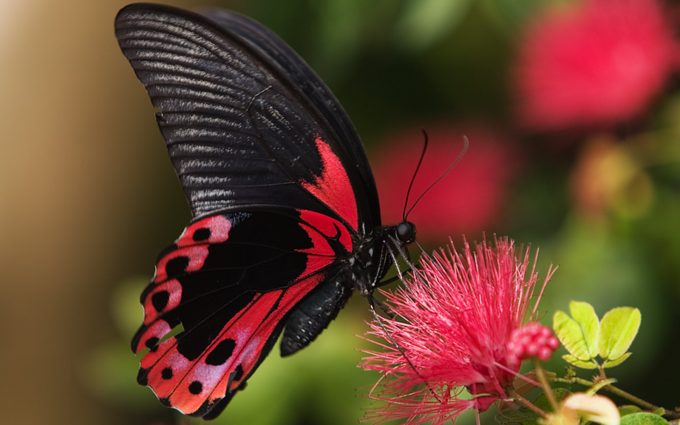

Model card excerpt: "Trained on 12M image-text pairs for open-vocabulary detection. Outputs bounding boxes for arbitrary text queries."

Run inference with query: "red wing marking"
[153,215,232,284]
[175,215,232,248]
[142,279,182,326]
[154,246,208,286]
[145,274,324,415]
[301,138,359,230]
[298,209,352,252]
[296,209,353,279]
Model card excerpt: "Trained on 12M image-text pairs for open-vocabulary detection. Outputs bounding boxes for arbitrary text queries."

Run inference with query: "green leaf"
[562,354,599,369]
[569,301,600,358]
[598,307,641,360]
[619,405,642,417]
[620,412,669,425]
[602,352,632,369]
[652,408,666,416]
[554,310,594,361]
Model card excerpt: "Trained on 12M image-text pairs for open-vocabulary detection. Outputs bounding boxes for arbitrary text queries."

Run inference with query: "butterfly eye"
[396,222,416,245]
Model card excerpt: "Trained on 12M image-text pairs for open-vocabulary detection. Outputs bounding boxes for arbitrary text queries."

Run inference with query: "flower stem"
[554,377,678,418]
[511,390,547,417]
[533,359,559,411]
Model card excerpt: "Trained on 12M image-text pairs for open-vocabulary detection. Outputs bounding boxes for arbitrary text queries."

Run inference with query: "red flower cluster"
[371,126,516,242]
[514,0,677,131]
[506,322,560,367]
[362,237,555,425]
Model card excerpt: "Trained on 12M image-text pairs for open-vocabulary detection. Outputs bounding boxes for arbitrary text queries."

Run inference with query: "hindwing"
[133,208,354,417]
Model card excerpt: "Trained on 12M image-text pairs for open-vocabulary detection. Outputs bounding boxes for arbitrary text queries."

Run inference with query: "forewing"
[115,4,380,230]
[201,8,380,223]
[132,208,353,417]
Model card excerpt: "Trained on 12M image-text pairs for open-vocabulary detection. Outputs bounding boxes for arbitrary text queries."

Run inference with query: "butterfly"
[115,3,416,419]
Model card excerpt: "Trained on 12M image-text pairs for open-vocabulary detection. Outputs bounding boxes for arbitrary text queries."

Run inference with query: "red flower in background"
[514,0,677,131]
[361,238,555,425]
[371,126,516,243]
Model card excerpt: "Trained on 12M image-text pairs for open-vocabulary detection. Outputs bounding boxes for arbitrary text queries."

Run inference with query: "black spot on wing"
[161,367,173,380]
[167,256,189,276]
[130,315,180,353]
[152,291,170,312]
[189,380,203,395]
[193,227,211,241]
[197,386,238,419]
[205,339,236,366]
[232,364,244,381]
[137,368,149,385]
[145,337,160,352]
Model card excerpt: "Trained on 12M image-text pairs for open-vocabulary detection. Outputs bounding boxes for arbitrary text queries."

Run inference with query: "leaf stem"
[534,359,559,411]
[598,366,606,380]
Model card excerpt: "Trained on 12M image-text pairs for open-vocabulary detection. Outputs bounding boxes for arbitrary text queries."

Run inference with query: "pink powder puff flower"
[371,126,517,243]
[514,0,678,131]
[361,237,555,425]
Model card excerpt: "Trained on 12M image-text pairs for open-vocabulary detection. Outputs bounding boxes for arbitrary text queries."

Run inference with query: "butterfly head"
[395,221,416,245]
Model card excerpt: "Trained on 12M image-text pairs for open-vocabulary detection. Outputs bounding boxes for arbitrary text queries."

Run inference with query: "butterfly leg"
[373,268,412,289]
[366,291,396,319]
[370,238,414,290]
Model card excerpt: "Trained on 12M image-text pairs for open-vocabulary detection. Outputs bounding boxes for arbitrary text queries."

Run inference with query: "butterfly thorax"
[347,220,416,296]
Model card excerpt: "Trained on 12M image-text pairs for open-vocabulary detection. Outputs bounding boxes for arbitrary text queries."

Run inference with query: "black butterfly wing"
[115,3,388,418]
[133,207,354,417]
[201,8,380,220]
[115,3,380,231]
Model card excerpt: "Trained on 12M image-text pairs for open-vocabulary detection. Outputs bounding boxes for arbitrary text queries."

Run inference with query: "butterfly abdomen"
[280,277,351,356]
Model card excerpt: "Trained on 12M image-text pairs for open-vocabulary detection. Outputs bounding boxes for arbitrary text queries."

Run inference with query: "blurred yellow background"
[1,1,182,423]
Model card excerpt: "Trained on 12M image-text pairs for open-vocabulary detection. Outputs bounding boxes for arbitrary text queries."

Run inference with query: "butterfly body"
[116,3,415,418]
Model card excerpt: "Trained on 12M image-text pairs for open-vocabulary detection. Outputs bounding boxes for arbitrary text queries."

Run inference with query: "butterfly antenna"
[404,135,470,220]
[402,130,430,221]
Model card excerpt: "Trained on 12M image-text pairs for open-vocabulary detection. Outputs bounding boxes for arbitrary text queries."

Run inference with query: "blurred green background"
[2,0,678,424]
